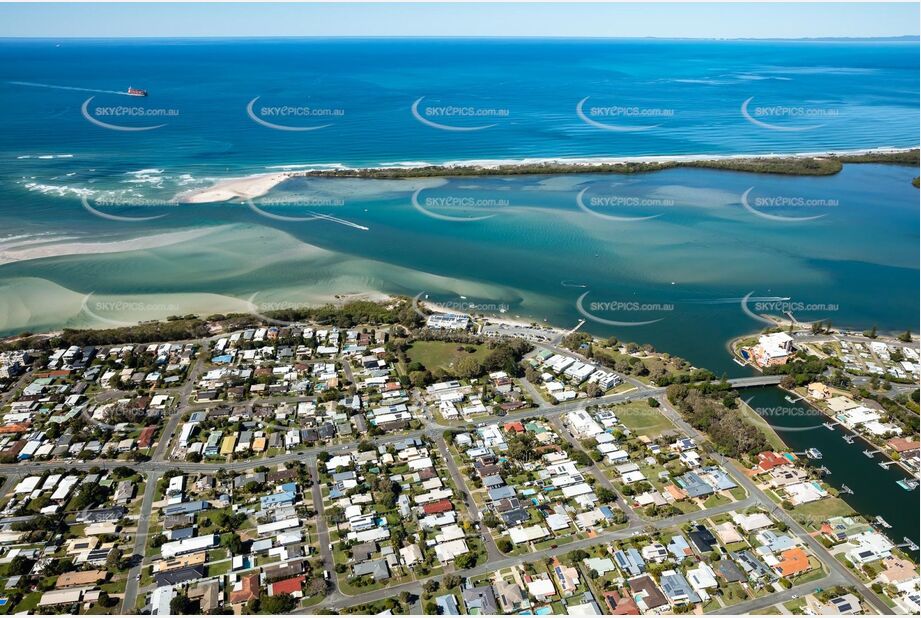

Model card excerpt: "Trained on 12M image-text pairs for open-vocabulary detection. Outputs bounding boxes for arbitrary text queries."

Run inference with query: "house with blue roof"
[260,489,296,510]
[613,548,645,577]
[162,500,209,517]
[659,570,700,606]
[731,550,775,582]
[435,594,460,615]
[667,535,693,561]
[676,472,714,498]
[699,466,737,491]
[755,530,798,553]
[487,485,516,501]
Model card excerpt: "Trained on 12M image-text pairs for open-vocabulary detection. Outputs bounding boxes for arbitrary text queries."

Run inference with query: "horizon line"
[0,34,918,41]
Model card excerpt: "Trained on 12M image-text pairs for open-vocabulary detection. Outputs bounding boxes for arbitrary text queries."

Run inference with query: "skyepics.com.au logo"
[81,293,182,327]
[740,291,838,325]
[742,398,827,433]
[741,188,838,222]
[246,96,345,131]
[80,195,175,222]
[81,97,179,131]
[576,291,674,327]
[576,183,674,222]
[741,97,838,132]
[411,96,509,132]
[247,293,317,327]
[411,188,509,223]
[576,97,674,132]
[245,197,368,230]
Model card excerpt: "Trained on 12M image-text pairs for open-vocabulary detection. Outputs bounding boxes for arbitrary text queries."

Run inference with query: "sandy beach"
[162,148,919,201]
[0,226,226,266]
[177,172,291,204]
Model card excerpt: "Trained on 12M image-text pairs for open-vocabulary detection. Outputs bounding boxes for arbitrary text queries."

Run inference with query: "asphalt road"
[655,395,893,615]
[0,334,886,615]
[122,470,163,613]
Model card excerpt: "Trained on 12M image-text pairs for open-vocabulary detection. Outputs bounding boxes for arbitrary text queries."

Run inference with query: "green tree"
[422,579,440,594]
[170,594,196,615]
[259,594,296,614]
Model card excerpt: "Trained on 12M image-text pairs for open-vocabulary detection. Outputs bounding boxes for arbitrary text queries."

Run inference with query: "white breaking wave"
[17,154,75,159]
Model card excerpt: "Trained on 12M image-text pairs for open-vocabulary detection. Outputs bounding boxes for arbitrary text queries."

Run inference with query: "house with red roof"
[603,590,640,615]
[503,421,525,434]
[268,575,305,597]
[887,438,920,453]
[756,451,788,472]
[422,499,454,515]
[229,573,260,605]
[138,426,157,449]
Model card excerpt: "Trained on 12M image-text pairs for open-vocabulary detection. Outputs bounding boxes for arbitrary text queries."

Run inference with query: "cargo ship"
[127,87,147,97]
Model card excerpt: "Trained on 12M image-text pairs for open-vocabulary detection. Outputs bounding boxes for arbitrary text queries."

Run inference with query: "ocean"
[0,35,918,554]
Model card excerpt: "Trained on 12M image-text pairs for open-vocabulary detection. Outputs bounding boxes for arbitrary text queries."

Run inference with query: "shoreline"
[291,146,919,178]
[416,299,568,338]
[175,172,292,204]
[728,331,919,477]
[0,226,227,266]
[174,146,919,203]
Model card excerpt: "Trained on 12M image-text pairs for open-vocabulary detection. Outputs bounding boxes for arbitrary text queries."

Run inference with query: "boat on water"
[897,478,919,491]
[875,516,892,528]
[127,87,148,97]
[805,448,823,460]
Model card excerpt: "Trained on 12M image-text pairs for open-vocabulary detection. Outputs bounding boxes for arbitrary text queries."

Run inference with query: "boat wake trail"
[308,211,369,231]
[9,81,131,96]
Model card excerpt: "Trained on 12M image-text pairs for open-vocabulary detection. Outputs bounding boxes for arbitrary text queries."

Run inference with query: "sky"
[0,2,917,39]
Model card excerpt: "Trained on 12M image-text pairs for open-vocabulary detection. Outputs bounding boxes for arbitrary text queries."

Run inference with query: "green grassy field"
[405,341,490,372]
[791,497,856,524]
[613,401,676,437]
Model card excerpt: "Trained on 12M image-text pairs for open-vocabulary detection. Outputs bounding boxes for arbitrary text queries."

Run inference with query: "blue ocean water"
[0,38,917,342]
[0,38,918,179]
[0,38,918,549]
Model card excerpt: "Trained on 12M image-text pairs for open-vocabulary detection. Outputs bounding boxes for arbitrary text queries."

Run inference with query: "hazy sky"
[0,3,917,39]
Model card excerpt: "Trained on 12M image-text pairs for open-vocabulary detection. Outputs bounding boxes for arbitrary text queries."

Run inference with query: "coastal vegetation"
[250,298,423,329]
[391,333,531,385]
[0,317,211,352]
[761,351,838,388]
[0,298,425,352]
[559,332,711,385]
[666,381,770,458]
[294,149,919,180]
